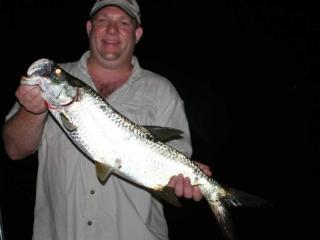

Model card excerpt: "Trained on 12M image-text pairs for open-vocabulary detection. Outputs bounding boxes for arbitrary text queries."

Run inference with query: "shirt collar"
[77,50,142,98]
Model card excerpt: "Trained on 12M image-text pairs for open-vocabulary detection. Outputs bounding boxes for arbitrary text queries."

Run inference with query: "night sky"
[0,1,318,239]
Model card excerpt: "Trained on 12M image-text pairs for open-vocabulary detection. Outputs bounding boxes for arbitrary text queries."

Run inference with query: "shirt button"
[88,220,92,226]
[90,190,95,195]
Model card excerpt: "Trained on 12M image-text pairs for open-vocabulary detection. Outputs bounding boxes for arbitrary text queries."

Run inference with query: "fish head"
[21,58,78,108]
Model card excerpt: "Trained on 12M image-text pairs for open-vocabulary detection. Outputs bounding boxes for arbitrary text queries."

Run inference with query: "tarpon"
[20,58,269,240]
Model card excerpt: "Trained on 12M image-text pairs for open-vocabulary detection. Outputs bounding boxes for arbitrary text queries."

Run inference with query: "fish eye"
[51,67,63,84]
[55,68,62,76]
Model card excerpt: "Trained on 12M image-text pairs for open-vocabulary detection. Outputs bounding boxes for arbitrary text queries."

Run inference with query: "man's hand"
[168,161,212,202]
[15,85,47,114]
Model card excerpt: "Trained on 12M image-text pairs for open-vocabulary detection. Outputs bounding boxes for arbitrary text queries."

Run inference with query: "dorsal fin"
[143,126,183,143]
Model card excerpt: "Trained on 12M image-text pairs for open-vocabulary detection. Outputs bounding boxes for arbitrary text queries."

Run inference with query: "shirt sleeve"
[154,83,192,158]
[5,102,20,121]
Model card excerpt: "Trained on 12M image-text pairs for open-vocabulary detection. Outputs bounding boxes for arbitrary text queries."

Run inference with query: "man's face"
[87,6,142,65]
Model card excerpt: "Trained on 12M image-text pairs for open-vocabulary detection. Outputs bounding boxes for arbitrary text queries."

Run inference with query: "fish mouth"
[27,58,53,77]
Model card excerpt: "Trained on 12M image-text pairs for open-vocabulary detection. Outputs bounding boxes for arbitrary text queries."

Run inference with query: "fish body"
[21,58,268,240]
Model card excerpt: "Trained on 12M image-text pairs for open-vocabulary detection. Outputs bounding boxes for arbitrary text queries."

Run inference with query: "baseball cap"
[90,0,141,25]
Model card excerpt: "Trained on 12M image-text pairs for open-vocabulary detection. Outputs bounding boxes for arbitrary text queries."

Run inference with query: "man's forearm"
[2,107,48,160]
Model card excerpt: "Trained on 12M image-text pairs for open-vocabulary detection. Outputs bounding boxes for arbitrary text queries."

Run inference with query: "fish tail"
[206,183,270,240]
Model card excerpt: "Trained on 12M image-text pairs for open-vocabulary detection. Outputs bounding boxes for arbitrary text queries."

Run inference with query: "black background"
[0,0,318,239]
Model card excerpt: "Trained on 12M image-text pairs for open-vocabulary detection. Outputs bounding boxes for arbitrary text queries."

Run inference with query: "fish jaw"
[27,58,53,76]
[20,75,43,86]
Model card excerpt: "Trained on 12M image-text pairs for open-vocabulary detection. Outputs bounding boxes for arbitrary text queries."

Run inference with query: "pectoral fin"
[144,126,184,143]
[60,112,77,131]
[95,161,113,183]
[151,186,182,207]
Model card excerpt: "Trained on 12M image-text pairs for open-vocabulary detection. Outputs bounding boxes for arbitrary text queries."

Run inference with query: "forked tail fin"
[207,184,271,240]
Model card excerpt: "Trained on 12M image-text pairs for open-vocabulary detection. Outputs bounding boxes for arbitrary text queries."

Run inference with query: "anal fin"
[151,186,182,207]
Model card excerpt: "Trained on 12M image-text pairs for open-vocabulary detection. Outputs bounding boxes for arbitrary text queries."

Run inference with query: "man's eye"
[95,18,107,24]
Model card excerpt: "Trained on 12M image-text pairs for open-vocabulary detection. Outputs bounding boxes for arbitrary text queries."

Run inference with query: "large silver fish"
[21,58,268,240]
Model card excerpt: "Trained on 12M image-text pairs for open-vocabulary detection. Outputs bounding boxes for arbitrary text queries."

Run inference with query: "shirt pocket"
[113,101,156,125]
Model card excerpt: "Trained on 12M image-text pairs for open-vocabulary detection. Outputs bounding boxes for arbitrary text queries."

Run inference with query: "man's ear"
[135,26,143,44]
[86,20,92,37]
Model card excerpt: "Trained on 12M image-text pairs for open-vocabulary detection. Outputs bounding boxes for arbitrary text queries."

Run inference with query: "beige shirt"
[7,51,192,240]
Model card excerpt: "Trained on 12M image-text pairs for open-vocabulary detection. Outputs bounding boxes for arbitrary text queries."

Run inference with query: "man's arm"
[2,85,48,160]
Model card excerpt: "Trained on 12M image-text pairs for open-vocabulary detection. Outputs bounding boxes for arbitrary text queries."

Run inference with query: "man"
[2,0,211,239]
